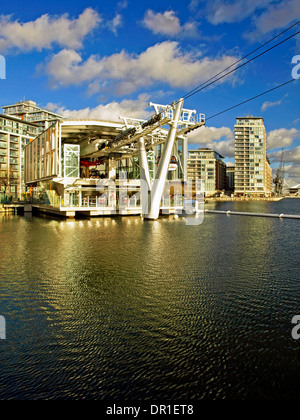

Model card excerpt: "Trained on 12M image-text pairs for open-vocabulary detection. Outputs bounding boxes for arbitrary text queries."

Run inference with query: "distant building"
[0,114,41,198]
[2,100,62,130]
[288,184,300,196]
[234,116,272,197]
[226,163,235,191]
[187,148,226,196]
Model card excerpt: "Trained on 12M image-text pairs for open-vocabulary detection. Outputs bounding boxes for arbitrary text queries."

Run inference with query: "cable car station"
[24,99,205,218]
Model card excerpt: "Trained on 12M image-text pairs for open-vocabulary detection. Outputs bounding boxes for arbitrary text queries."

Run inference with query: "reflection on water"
[0,199,300,399]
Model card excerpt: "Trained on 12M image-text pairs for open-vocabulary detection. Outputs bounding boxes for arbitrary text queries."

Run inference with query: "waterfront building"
[24,101,205,218]
[2,100,62,130]
[226,163,235,191]
[187,148,226,196]
[234,117,272,197]
[288,184,300,196]
[0,114,41,199]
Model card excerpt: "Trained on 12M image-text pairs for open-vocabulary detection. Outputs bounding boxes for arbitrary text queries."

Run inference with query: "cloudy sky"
[0,0,299,183]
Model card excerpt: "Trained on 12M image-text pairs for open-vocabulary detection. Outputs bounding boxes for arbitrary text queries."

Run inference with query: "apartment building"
[0,114,41,199]
[2,100,62,130]
[234,117,272,197]
[187,148,226,196]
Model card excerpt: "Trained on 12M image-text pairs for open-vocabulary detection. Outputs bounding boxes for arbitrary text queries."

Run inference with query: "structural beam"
[145,98,184,220]
[138,137,152,216]
[138,137,152,192]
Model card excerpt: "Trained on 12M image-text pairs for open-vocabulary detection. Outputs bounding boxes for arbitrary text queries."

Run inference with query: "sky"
[0,0,299,184]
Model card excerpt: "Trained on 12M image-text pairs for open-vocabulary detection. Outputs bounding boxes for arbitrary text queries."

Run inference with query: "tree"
[0,170,12,196]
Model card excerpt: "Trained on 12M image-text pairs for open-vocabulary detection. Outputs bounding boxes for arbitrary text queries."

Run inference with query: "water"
[0,199,300,400]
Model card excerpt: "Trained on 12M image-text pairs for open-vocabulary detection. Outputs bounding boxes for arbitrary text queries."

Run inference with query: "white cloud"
[189,0,201,12]
[267,128,300,150]
[44,42,239,95]
[45,49,103,86]
[247,0,300,40]
[188,125,233,143]
[143,10,182,36]
[106,13,123,35]
[0,8,101,53]
[208,139,235,157]
[204,0,299,41]
[270,146,300,182]
[206,0,273,25]
[46,94,152,122]
[142,10,199,38]
[270,145,300,163]
[117,1,128,11]
[188,126,235,157]
[261,99,282,112]
[283,163,300,181]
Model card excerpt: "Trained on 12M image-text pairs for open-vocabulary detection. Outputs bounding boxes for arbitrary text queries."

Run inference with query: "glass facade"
[0,115,37,200]
[63,144,80,178]
[234,117,272,197]
[25,123,58,184]
[187,149,226,195]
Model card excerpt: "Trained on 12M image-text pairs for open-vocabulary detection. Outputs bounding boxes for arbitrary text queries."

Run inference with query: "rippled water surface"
[1,199,300,399]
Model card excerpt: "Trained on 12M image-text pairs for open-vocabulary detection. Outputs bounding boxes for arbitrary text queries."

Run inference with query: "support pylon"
[145,98,184,220]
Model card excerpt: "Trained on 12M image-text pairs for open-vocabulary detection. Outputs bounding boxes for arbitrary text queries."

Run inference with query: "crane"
[273,149,285,196]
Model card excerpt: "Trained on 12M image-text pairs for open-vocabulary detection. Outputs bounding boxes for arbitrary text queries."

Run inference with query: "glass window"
[63,144,80,178]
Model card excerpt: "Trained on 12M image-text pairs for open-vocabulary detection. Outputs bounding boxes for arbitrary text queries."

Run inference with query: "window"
[63,144,80,178]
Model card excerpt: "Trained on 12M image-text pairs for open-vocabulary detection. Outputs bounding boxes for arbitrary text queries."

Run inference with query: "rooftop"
[0,113,41,127]
[188,148,225,160]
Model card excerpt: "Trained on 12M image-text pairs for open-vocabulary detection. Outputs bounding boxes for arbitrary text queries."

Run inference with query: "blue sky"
[0,0,299,183]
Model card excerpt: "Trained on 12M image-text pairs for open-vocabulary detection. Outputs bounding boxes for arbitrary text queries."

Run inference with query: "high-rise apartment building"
[234,117,272,197]
[0,114,41,199]
[187,148,226,196]
[2,100,62,130]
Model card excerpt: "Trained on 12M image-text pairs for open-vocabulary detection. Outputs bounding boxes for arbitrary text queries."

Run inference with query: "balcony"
[10,144,19,151]
[10,151,19,157]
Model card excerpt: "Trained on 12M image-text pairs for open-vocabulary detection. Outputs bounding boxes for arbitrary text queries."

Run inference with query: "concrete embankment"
[0,204,31,215]
[0,204,14,213]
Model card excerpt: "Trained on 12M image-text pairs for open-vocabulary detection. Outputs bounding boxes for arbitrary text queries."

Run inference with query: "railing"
[32,192,192,215]
[205,209,300,219]
[79,196,117,208]
[190,113,205,124]
[161,195,184,208]
[59,193,143,212]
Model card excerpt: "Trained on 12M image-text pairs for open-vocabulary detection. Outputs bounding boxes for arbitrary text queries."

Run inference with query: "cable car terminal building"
[24,100,205,219]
